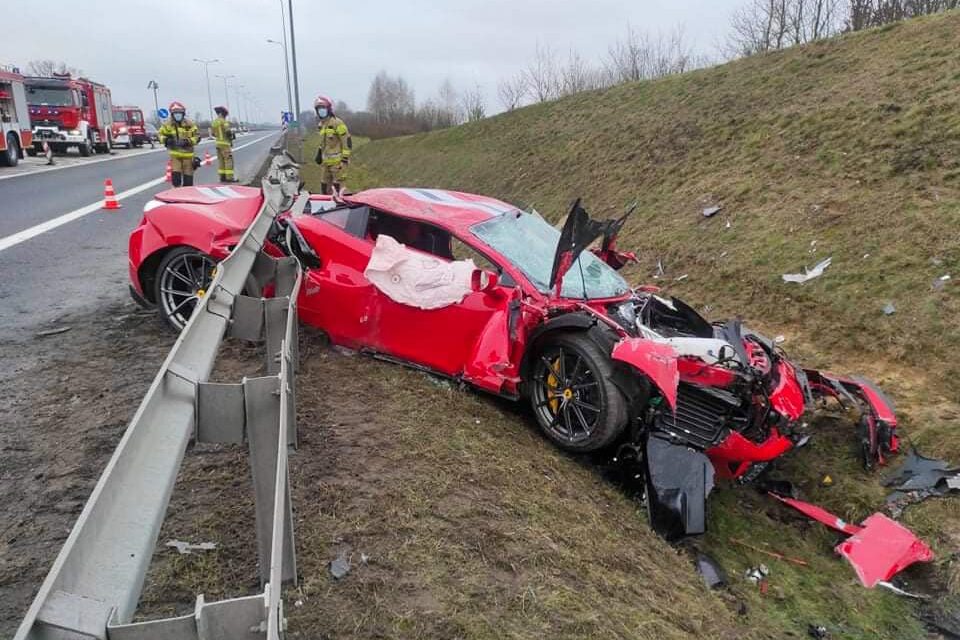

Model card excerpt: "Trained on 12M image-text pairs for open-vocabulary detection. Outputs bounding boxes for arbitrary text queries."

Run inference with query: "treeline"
[323,0,957,139]
[727,0,958,56]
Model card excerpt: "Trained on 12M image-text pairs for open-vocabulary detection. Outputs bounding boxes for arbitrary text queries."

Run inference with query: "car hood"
[146,186,265,247]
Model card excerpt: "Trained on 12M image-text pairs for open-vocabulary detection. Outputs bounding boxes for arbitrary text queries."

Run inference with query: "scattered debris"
[808,623,829,639]
[883,447,960,516]
[35,326,72,337]
[743,564,770,584]
[694,552,727,588]
[862,253,870,259]
[360,553,370,565]
[773,334,786,344]
[655,259,665,278]
[165,539,217,555]
[730,537,809,567]
[877,580,929,599]
[725,220,731,229]
[770,493,933,587]
[782,257,832,284]
[703,205,723,218]
[674,274,689,282]
[809,240,818,254]
[933,274,951,290]
[329,553,351,579]
[331,345,357,357]
[294,599,304,607]
[882,302,896,316]
[821,474,834,486]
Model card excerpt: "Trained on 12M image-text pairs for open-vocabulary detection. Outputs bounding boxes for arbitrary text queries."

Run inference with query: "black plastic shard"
[644,435,715,539]
[883,446,960,515]
[695,552,727,589]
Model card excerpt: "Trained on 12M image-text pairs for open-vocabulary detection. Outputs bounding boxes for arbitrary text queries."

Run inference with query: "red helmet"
[169,101,186,114]
[313,95,333,111]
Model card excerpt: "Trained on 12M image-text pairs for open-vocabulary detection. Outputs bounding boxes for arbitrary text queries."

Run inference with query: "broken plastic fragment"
[702,205,722,217]
[836,513,934,588]
[165,540,217,555]
[695,552,727,588]
[329,553,351,579]
[782,257,832,284]
[882,302,896,316]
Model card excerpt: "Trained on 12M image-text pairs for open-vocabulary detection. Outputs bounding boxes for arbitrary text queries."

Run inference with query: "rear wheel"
[1,134,19,167]
[529,333,628,453]
[79,137,92,157]
[154,247,217,331]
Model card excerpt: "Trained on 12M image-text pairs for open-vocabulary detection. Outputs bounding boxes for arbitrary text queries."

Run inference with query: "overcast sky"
[5,0,741,123]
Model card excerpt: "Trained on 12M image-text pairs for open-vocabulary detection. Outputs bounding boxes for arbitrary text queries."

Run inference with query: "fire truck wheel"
[79,137,93,157]
[1,134,19,167]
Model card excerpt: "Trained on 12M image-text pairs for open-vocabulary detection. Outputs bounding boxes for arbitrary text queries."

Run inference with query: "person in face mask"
[158,101,200,187]
[313,95,352,195]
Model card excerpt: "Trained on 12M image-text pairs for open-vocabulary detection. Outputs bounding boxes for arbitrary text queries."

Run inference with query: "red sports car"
[128,184,898,538]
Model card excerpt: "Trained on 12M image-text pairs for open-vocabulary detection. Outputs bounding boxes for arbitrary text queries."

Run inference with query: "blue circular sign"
[157,108,169,119]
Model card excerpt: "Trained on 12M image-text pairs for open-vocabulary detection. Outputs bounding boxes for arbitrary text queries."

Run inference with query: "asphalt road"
[0,131,282,344]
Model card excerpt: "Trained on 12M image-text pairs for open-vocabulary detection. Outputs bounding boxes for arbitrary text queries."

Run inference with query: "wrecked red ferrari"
[128,184,899,538]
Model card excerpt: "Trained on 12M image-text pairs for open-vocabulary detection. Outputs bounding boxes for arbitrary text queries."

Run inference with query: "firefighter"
[313,95,352,195]
[210,105,237,183]
[158,102,199,187]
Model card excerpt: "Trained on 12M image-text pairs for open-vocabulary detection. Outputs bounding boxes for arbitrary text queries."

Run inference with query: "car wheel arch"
[139,244,206,304]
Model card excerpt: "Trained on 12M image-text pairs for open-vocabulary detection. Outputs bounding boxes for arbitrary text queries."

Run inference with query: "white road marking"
[0,133,278,253]
[0,132,267,182]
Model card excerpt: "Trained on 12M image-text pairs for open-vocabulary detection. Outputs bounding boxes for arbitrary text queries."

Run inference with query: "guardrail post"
[245,376,296,587]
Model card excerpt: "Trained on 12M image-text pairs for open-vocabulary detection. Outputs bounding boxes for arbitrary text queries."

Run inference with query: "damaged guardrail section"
[15,154,306,640]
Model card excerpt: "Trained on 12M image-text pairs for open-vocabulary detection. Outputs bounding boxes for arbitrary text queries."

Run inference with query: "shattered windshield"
[471,211,630,299]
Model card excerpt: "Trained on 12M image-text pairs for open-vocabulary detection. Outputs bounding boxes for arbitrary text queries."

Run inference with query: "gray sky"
[4,0,740,122]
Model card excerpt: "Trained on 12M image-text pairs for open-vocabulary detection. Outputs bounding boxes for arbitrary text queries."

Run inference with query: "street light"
[215,73,236,113]
[266,38,293,121]
[286,0,302,123]
[192,58,219,123]
[146,80,160,125]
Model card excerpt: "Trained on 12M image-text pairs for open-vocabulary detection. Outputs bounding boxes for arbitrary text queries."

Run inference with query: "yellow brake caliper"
[546,356,562,415]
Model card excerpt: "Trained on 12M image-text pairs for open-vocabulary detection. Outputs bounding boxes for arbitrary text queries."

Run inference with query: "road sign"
[157,108,169,119]
[282,111,293,124]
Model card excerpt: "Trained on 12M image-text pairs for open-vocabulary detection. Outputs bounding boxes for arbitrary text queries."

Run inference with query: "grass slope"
[298,13,960,639]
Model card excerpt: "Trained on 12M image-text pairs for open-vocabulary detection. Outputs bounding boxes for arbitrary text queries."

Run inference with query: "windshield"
[27,87,73,106]
[471,211,630,299]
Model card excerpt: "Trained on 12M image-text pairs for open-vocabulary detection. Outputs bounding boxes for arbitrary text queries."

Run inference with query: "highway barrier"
[15,153,305,640]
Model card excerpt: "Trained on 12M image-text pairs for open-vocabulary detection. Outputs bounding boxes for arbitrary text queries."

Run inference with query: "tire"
[1,134,19,167]
[79,138,92,157]
[528,332,629,453]
[154,247,218,332]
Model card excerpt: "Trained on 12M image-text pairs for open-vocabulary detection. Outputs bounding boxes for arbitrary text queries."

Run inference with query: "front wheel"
[529,333,629,453]
[79,138,92,157]
[154,247,217,331]
[1,134,19,167]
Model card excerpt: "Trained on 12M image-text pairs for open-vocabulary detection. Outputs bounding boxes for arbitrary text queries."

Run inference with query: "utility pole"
[287,0,301,124]
[192,58,219,123]
[215,74,236,113]
[267,38,293,122]
[146,80,160,125]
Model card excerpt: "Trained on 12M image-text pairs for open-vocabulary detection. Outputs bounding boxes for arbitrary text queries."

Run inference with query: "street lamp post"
[192,58,219,123]
[215,74,236,113]
[146,80,160,125]
[267,38,293,121]
[287,0,301,123]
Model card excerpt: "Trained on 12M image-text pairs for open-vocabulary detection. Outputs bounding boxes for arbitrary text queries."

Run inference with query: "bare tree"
[727,0,841,56]
[604,24,696,83]
[437,78,460,127]
[846,0,958,30]
[497,73,528,111]
[366,70,415,123]
[26,59,82,77]
[523,43,560,103]
[460,84,486,122]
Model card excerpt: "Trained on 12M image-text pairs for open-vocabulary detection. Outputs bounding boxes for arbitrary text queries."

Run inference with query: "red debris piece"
[836,513,934,588]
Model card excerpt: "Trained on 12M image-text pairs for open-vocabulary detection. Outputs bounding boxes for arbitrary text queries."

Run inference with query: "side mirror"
[471,270,499,293]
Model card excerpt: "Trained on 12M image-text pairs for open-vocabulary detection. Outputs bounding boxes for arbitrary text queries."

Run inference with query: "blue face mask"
[173,112,184,123]
[316,108,329,119]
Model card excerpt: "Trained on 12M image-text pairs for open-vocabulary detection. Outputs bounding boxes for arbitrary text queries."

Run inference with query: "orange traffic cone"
[102,179,122,210]
[204,150,212,166]
[164,160,172,183]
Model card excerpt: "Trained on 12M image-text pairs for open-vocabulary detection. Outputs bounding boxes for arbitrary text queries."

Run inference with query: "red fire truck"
[111,106,148,148]
[25,73,113,157]
[0,65,33,167]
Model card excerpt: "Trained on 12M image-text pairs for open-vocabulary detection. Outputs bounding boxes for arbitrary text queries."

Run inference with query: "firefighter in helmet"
[211,105,237,183]
[313,96,352,195]
[158,102,199,187]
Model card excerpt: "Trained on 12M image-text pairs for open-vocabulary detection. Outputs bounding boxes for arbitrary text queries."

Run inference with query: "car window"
[367,210,454,260]
[315,205,369,238]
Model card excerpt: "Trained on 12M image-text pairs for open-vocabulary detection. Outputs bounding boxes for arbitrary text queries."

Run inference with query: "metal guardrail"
[15,154,306,640]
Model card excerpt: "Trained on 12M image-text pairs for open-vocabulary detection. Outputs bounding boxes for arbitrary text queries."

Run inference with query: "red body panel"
[610,338,680,410]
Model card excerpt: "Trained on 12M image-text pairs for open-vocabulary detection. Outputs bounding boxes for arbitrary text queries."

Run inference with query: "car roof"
[346,188,518,233]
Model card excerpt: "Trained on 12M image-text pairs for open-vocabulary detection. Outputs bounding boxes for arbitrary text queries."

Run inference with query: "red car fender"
[610,338,679,411]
